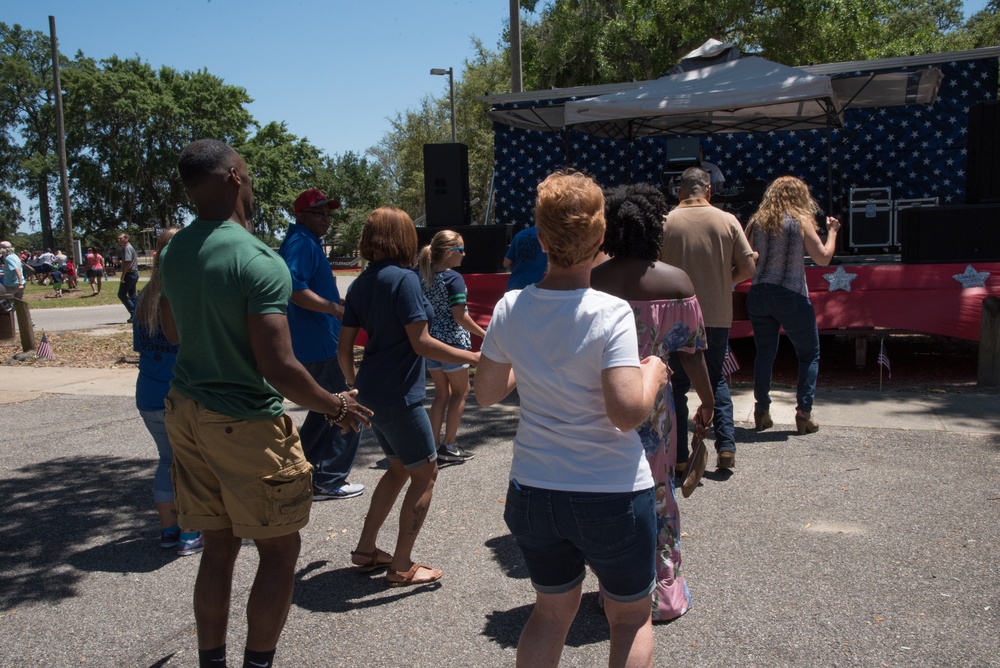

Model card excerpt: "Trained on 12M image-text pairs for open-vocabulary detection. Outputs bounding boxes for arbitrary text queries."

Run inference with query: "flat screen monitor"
[666,137,700,164]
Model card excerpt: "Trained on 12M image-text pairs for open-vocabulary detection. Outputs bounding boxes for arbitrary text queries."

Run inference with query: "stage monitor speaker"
[966,101,1000,205]
[899,204,1000,264]
[423,143,470,227]
[416,224,512,274]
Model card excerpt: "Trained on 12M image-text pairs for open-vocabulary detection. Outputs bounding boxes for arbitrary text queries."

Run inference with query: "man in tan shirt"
[660,167,755,471]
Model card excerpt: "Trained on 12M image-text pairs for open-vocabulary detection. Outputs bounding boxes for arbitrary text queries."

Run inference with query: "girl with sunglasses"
[417,230,487,464]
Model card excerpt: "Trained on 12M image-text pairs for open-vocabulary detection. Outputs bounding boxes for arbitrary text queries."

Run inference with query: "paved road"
[19,276,357,334]
[24,303,130,332]
[4,287,999,666]
[0,385,997,667]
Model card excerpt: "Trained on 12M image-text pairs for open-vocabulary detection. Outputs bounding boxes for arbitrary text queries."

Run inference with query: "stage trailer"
[483,47,1000,228]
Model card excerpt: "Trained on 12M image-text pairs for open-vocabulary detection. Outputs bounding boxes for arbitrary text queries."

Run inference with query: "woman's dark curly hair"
[600,182,668,261]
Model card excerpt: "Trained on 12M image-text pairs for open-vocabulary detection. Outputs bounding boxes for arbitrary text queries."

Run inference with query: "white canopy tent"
[484,42,943,137]
[561,56,940,140]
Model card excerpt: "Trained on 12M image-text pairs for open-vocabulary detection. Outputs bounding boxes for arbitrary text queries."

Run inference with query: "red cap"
[293,189,341,213]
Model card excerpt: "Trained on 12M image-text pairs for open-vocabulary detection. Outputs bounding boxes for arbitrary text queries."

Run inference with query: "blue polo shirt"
[278,223,342,364]
[343,259,432,407]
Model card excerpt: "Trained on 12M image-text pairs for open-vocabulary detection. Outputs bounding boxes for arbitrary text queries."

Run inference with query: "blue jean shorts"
[425,358,469,373]
[367,401,437,469]
[503,482,656,602]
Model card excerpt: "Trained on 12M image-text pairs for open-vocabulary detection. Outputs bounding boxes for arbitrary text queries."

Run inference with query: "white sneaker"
[313,482,364,500]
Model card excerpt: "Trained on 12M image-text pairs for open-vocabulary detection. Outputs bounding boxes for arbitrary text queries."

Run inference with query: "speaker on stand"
[967,100,1000,205]
[424,143,470,227]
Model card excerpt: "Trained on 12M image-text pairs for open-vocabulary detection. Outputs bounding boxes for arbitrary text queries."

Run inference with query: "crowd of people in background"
[0,242,137,299]
[0,237,146,325]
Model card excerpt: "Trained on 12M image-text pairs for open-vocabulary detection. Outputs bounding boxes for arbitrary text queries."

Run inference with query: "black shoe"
[436,445,474,463]
[126,317,133,323]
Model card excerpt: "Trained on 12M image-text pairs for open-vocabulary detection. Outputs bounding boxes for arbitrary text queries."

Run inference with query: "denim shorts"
[368,401,437,469]
[503,482,657,602]
[425,358,469,373]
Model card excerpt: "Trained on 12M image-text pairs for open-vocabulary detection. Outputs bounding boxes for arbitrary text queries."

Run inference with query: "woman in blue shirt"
[134,227,203,556]
[338,207,479,587]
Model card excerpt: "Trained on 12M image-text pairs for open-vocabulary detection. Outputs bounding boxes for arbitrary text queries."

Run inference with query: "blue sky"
[6,0,513,157]
[4,0,994,232]
[6,0,513,231]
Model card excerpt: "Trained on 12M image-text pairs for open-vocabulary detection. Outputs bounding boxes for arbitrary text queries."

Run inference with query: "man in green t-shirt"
[159,139,371,668]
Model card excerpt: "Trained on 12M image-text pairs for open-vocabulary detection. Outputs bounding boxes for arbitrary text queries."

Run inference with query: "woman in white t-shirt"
[476,171,667,668]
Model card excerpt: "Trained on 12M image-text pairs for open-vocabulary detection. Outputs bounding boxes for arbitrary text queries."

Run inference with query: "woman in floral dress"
[591,182,715,621]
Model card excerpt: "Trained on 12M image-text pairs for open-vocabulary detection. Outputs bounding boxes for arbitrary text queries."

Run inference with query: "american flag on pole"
[36,333,54,360]
[722,344,740,377]
[877,339,891,378]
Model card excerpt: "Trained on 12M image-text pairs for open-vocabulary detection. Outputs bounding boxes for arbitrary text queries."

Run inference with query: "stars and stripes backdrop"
[491,56,998,228]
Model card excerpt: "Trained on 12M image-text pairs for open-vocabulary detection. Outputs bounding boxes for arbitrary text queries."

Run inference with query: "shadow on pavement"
[482,592,611,650]
[294,559,442,613]
[484,534,526,579]
[0,455,155,608]
[147,653,178,668]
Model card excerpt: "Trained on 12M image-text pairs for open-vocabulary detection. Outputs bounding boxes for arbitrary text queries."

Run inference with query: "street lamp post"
[430,67,456,143]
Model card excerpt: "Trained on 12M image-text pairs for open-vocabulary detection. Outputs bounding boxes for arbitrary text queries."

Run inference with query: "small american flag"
[877,339,891,378]
[36,333,54,360]
[722,344,740,377]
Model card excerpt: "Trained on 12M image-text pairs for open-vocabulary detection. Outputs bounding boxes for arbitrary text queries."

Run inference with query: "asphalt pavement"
[1,367,998,667]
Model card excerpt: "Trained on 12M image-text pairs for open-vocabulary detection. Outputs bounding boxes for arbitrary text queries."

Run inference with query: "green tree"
[369,39,510,227]
[455,39,512,224]
[311,151,388,256]
[0,189,23,239]
[369,95,449,219]
[238,121,323,242]
[0,23,59,249]
[744,0,965,65]
[946,0,1000,50]
[518,0,969,88]
[63,55,255,247]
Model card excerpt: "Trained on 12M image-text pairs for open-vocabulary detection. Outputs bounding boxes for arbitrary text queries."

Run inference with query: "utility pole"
[510,0,522,93]
[49,16,74,262]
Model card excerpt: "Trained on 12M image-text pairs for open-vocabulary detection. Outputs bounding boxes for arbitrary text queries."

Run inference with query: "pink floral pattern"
[631,296,706,621]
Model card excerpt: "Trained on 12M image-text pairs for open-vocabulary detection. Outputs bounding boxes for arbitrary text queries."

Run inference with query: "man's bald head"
[678,166,711,200]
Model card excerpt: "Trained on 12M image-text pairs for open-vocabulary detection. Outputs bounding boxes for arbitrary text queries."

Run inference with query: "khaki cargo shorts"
[164,389,313,539]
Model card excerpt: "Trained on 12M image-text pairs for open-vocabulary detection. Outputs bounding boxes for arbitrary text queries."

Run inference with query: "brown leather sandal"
[350,548,393,572]
[386,563,442,588]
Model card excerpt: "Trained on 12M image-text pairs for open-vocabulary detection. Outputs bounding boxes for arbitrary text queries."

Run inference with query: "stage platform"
[463,260,1000,344]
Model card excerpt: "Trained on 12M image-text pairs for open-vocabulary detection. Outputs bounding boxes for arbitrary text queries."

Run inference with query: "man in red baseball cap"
[279,189,366,500]
[293,188,340,214]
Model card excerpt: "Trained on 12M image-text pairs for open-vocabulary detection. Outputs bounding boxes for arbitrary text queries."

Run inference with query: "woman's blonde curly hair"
[749,176,820,236]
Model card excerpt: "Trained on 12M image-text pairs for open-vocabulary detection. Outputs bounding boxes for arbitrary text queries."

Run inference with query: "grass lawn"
[15,274,150,309]
[12,267,359,310]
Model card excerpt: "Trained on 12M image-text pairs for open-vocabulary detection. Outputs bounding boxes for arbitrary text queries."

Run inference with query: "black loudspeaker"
[423,143,470,227]
[416,225,512,274]
[899,204,1000,264]
[966,101,1000,205]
